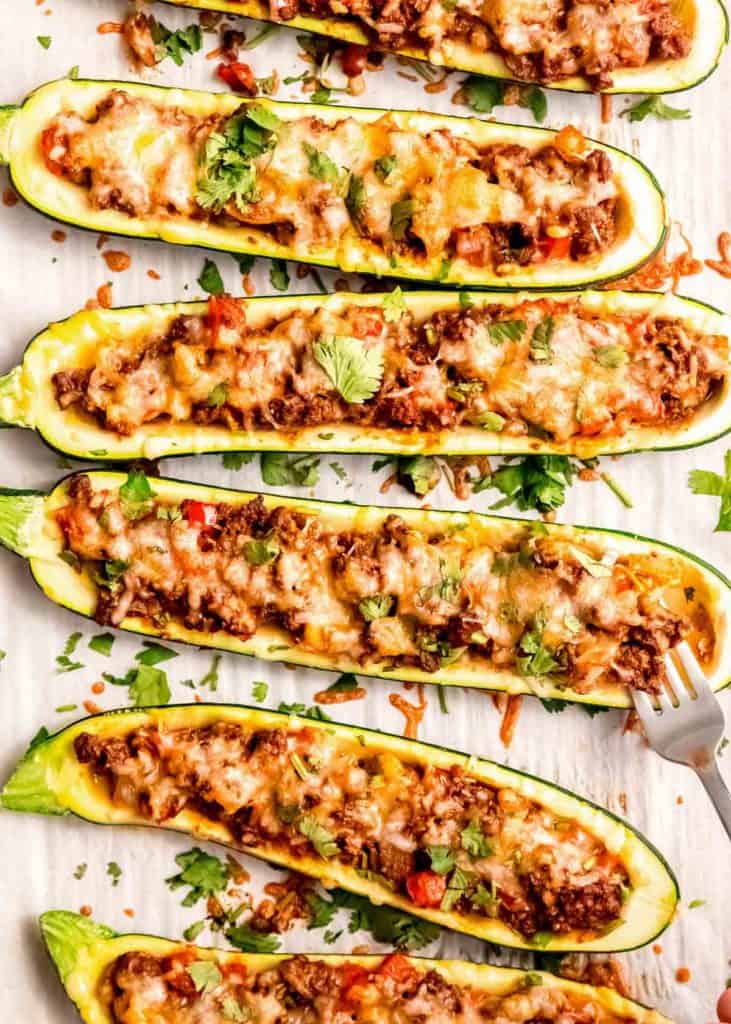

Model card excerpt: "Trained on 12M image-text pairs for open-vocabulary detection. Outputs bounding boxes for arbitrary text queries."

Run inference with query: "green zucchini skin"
[0,290,729,461]
[4,704,679,953]
[1,78,668,290]
[38,910,674,1021]
[0,469,729,710]
[155,0,728,97]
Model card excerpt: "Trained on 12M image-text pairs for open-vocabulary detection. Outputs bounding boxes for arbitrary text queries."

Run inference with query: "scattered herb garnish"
[135,641,178,667]
[37,35,52,49]
[689,451,731,530]
[56,631,84,674]
[261,452,320,487]
[299,815,339,857]
[621,95,691,122]
[313,334,384,403]
[150,20,202,65]
[251,680,268,702]
[243,536,280,565]
[226,924,281,953]
[222,452,255,470]
[119,470,155,520]
[88,632,114,656]
[359,594,394,621]
[188,961,222,994]
[269,259,290,292]
[107,861,122,887]
[198,259,225,296]
[166,848,230,906]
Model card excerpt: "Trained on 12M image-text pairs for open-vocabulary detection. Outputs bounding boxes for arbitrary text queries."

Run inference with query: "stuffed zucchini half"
[7,705,680,952]
[1,470,729,709]
[0,78,668,290]
[1,290,729,461]
[39,911,675,1022]
[156,0,727,95]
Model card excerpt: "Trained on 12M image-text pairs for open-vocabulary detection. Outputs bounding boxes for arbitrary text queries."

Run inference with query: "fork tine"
[632,690,657,729]
[656,685,675,712]
[675,641,713,693]
[664,654,692,704]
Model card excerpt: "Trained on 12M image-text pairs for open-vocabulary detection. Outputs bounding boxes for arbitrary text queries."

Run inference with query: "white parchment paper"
[0,2,729,1020]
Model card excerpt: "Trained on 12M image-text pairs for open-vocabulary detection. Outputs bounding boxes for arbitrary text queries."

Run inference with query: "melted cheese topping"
[76,718,629,940]
[104,951,639,1024]
[52,297,729,443]
[42,90,619,269]
[55,476,715,697]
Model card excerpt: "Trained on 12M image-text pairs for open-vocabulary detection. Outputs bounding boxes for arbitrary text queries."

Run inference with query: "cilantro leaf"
[346,174,366,224]
[460,820,494,858]
[119,470,155,520]
[88,632,114,656]
[373,454,440,496]
[306,891,339,929]
[328,890,440,950]
[37,35,52,49]
[390,198,415,240]
[313,334,384,403]
[488,320,526,345]
[260,452,320,487]
[358,595,394,621]
[326,673,359,692]
[56,631,84,674]
[135,641,178,667]
[188,961,222,994]
[462,75,504,114]
[225,924,280,953]
[129,665,171,707]
[520,86,547,123]
[251,680,268,702]
[277,701,332,721]
[374,154,398,181]
[689,451,731,531]
[480,455,583,513]
[303,142,343,184]
[530,317,555,362]
[222,452,255,470]
[269,259,289,292]
[621,95,691,123]
[425,845,456,874]
[198,259,224,296]
[243,536,280,565]
[107,861,122,886]
[299,815,339,857]
[166,848,230,906]
[383,287,407,323]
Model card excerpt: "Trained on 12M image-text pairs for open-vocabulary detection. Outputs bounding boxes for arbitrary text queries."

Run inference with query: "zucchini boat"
[0,469,729,709]
[39,910,674,1021]
[155,0,728,96]
[1,289,729,461]
[7,705,679,952]
[0,78,668,290]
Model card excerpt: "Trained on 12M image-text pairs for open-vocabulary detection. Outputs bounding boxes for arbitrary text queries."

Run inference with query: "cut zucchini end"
[0,489,46,557]
[0,104,18,165]
[0,364,35,428]
[40,911,118,985]
[1,745,68,815]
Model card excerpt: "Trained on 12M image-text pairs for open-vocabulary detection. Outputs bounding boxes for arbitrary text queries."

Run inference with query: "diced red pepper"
[206,294,246,342]
[405,871,447,909]
[554,124,587,160]
[217,61,257,94]
[40,126,66,176]
[376,953,418,984]
[538,234,571,260]
[183,500,218,527]
[351,309,384,338]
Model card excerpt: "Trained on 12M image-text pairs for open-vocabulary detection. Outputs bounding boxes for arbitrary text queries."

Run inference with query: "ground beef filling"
[76,720,629,940]
[51,297,728,441]
[105,951,636,1024]
[55,475,709,696]
[40,90,619,269]
[235,0,690,91]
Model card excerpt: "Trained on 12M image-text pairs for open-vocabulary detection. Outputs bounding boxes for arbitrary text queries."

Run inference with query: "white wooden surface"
[0,2,729,1020]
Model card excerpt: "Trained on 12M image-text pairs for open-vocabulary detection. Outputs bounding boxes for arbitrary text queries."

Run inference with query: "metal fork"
[632,641,731,841]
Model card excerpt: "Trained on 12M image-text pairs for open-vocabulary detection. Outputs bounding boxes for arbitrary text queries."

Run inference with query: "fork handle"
[695,759,731,842]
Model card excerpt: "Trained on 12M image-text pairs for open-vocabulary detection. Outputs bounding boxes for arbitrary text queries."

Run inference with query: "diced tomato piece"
[351,310,384,338]
[206,294,246,341]
[340,44,369,78]
[339,964,369,991]
[217,61,257,94]
[182,500,218,527]
[377,953,418,984]
[538,234,571,260]
[405,871,446,909]
[40,126,66,176]
[554,125,586,160]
